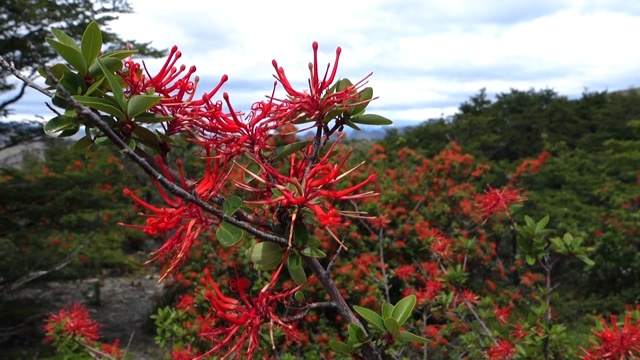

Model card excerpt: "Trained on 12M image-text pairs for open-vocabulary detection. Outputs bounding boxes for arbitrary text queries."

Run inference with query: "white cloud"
[3,0,639,124]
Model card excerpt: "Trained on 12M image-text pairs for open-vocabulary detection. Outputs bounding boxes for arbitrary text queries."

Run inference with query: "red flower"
[196,263,303,359]
[493,305,512,325]
[582,312,640,359]
[476,186,524,219]
[120,156,229,279]
[486,339,516,360]
[44,303,100,345]
[272,42,372,124]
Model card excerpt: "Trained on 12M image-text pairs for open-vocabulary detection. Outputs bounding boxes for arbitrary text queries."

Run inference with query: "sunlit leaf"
[97,58,126,111]
[391,294,416,325]
[301,247,326,258]
[394,331,430,344]
[383,317,400,334]
[353,305,385,333]
[45,38,87,75]
[128,94,162,119]
[81,21,102,64]
[329,340,351,354]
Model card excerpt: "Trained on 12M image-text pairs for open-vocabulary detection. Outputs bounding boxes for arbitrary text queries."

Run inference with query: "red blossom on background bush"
[582,310,640,360]
[43,303,100,345]
[476,186,524,219]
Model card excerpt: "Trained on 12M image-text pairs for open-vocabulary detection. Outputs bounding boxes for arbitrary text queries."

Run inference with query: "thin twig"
[0,55,52,98]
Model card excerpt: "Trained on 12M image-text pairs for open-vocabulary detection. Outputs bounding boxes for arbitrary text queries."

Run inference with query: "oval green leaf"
[51,27,79,49]
[73,95,126,119]
[101,49,138,60]
[97,58,125,110]
[392,294,416,326]
[293,222,309,248]
[44,115,79,137]
[301,247,326,258]
[81,21,102,64]
[272,140,312,161]
[394,331,430,344]
[351,114,393,126]
[222,196,242,216]
[128,94,162,119]
[353,305,385,333]
[46,38,87,75]
[88,57,123,77]
[383,317,400,334]
[287,255,307,285]
[245,241,283,265]
[216,221,244,247]
[329,340,351,354]
[381,302,394,320]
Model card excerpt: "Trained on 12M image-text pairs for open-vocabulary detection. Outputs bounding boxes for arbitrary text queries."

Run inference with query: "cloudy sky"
[4,0,640,126]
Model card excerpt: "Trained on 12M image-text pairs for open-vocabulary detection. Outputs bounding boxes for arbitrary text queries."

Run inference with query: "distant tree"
[0,0,164,117]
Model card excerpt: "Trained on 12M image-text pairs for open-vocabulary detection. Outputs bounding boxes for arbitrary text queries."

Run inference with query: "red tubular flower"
[197,264,302,359]
[582,313,640,359]
[476,185,525,219]
[236,135,377,230]
[119,156,229,279]
[43,303,100,345]
[272,42,373,123]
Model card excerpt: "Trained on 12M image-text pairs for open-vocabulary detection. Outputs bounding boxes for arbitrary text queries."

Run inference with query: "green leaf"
[46,38,87,75]
[349,87,373,115]
[335,78,353,92]
[216,222,244,246]
[132,125,160,151]
[343,118,362,131]
[381,303,394,320]
[85,77,105,96]
[329,340,351,354]
[526,254,536,265]
[353,305,386,333]
[301,247,326,258]
[101,49,138,59]
[351,114,393,126]
[134,113,173,124]
[383,317,400,334]
[245,242,283,265]
[391,294,416,325]
[223,196,242,216]
[577,255,595,266]
[88,57,123,77]
[97,58,126,111]
[293,222,309,248]
[44,115,79,137]
[128,94,162,119]
[73,95,126,119]
[273,140,312,161]
[253,258,281,271]
[307,236,322,248]
[39,63,70,85]
[51,27,79,49]
[81,21,102,64]
[394,331,430,344]
[535,215,550,232]
[244,162,262,183]
[73,136,93,150]
[348,323,366,343]
[287,254,307,285]
[59,71,87,95]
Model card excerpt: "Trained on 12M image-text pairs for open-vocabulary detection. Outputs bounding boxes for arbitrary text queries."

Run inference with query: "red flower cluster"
[486,339,516,360]
[44,303,100,345]
[583,310,640,359]
[196,265,302,359]
[476,186,524,220]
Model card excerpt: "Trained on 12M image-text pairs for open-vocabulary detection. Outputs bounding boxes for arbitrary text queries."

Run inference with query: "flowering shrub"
[1,21,637,360]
